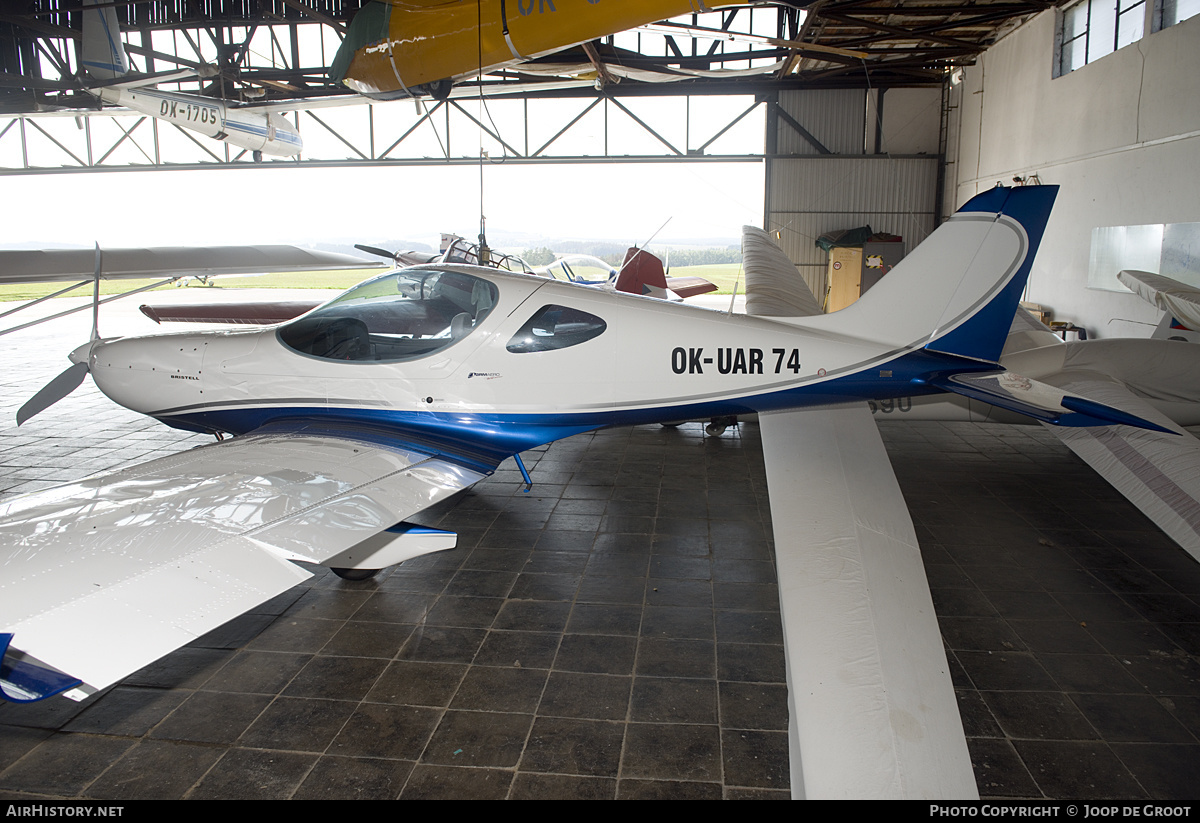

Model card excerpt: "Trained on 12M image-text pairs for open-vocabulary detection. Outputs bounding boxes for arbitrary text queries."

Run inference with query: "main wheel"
[331,567,379,581]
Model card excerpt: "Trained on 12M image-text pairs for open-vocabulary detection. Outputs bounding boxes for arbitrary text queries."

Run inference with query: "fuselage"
[335,0,743,98]
[95,87,303,157]
[82,264,976,470]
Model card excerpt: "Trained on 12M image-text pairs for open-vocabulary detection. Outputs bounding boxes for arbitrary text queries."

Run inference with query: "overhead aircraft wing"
[760,404,977,799]
[0,246,381,285]
[1039,371,1200,561]
[0,423,484,702]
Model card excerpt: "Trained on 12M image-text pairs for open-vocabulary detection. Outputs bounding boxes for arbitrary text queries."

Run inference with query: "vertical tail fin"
[81,0,130,80]
[830,185,1058,363]
[614,248,669,296]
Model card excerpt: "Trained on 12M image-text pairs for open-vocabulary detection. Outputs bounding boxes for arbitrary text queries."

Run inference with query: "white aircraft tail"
[827,185,1058,364]
[81,0,130,80]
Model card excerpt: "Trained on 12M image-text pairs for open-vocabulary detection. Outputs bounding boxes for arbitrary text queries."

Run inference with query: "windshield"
[278,269,499,362]
[537,255,616,285]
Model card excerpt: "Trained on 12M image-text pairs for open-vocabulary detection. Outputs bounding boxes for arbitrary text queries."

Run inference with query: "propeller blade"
[355,244,398,261]
[17,362,90,426]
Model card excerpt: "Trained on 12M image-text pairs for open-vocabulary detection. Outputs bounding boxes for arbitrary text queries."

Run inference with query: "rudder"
[828,185,1058,364]
[81,0,130,80]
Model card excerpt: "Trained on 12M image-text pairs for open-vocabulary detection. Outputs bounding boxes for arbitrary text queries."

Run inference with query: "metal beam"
[772,104,830,155]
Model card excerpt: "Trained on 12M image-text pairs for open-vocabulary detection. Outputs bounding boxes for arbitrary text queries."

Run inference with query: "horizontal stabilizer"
[933,370,1176,433]
[95,68,202,91]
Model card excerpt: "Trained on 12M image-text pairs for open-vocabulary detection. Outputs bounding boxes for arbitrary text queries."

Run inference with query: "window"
[1087,222,1200,291]
[1056,0,1146,76]
[1155,0,1200,30]
[506,305,607,354]
[279,269,498,362]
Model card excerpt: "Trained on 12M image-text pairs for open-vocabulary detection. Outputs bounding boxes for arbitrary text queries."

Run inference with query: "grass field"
[0,262,746,302]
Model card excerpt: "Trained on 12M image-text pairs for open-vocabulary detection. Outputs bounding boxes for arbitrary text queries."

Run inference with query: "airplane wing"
[1118,269,1200,332]
[0,246,381,285]
[760,404,977,799]
[1038,371,1200,561]
[743,226,976,798]
[742,225,823,318]
[0,423,483,702]
[139,301,322,325]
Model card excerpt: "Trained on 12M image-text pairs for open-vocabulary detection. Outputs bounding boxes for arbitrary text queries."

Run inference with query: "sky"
[0,157,764,253]
[1,78,768,253]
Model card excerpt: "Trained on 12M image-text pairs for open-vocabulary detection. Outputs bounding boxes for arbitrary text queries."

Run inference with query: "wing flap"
[1039,373,1200,561]
[0,429,484,696]
[760,404,976,799]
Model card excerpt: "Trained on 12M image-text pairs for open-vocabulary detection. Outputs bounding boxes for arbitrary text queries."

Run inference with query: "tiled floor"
[2,296,1200,799]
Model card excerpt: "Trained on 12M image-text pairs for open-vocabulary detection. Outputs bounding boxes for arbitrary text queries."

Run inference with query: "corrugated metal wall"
[764,88,941,305]
[775,89,867,155]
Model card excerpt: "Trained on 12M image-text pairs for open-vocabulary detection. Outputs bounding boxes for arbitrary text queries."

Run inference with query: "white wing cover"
[0,429,482,697]
[1040,373,1200,561]
[1118,269,1200,333]
[760,405,977,799]
[741,225,823,318]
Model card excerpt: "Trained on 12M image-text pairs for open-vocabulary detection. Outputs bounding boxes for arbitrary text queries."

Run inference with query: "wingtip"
[0,634,83,703]
[1059,395,1180,434]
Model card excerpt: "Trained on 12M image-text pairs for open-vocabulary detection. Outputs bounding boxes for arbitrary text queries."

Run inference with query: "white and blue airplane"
[79,0,303,158]
[0,184,1176,798]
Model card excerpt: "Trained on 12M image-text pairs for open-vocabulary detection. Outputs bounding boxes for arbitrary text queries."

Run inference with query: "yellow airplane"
[330,0,757,99]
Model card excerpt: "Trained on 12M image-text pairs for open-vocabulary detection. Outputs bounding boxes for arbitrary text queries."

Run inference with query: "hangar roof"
[0,0,1051,113]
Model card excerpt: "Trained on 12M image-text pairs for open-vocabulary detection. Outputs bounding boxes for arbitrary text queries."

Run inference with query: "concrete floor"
[2,291,1200,800]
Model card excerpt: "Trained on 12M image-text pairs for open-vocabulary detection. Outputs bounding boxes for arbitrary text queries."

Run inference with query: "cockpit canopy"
[536,255,617,286]
[278,269,499,362]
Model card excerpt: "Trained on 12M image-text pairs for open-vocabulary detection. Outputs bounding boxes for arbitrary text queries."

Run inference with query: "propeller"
[355,243,443,268]
[16,246,103,426]
[354,243,401,263]
[16,362,89,426]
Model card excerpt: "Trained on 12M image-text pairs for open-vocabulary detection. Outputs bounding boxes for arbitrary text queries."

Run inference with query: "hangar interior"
[2,0,1200,801]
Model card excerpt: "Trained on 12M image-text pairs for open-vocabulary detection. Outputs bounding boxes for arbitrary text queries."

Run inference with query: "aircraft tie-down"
[0,184,1181,798]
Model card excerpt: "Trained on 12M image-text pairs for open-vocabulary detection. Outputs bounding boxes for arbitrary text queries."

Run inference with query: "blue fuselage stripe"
[155,349,997,471]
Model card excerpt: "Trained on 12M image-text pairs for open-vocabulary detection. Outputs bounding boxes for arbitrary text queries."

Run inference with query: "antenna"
[90,243,102,340]
[728,263,742,316]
